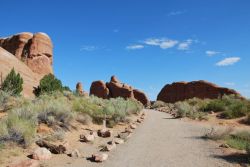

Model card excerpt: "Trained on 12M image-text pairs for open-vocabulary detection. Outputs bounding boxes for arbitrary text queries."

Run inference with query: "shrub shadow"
[212,153,249,164]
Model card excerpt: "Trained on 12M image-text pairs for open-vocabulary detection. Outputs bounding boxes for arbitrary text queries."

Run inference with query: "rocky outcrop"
[133,89,150,106]
[76,82,88,96]
[0,32,53,76]
[0,32,54,97]
[157,80,241,103]
[0,47,40,97]
[90,81,109,99]
[106,81,134,99]
[90,76,150,106]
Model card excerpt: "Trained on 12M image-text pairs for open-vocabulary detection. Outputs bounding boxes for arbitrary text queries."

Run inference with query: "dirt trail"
[102,109,233,167]
[46,109,235,167]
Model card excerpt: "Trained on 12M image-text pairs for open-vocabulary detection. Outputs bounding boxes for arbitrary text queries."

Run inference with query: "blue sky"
[1,0,250,99]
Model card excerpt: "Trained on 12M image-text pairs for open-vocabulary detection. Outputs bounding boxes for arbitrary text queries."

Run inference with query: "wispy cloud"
[168,10,186,16]
[80,45,98,51]
[178,39,193,50]
[216,57,241,66]
[225,82,235,86]
[126,44,144,50]
[206,50,220,56]
[144,38,178,49]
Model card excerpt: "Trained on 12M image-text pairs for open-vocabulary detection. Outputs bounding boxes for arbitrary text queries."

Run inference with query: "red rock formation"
[90,76,150,106]
[0,32,54,97]
[106,81,134,99]
[133,89,150,106]
[76,82,88,96]
[0,32,53,76]
[157,80,241,103]
[90,80,109,99]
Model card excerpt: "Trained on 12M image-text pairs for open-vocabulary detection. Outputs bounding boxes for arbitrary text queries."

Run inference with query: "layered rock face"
[90,76,150,106]
[0,32,53,97]
[157,80,240,103]
[0,32,53,76]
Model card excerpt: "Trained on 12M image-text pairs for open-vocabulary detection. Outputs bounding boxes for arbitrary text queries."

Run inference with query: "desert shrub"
[33,74,63,97]
[76,113,92,125]
[1,68,23,96]
[175,101,193,118]
[226,131,250,150]
[43,130,65,142]
[151,101,167,109]
[221,100,249,119]
[72,97,103,122]
[203,99,226,112]
[203,127,233,140]
[36,95,74,128]
[0,105,37,147]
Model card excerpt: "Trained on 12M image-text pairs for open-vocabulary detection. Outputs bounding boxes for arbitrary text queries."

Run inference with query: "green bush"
[0,105,37,147]
[36,94,74,127]
[1,68,23,96]
[203,99,226,112]
[221,100,249,119]
[226,131,250,150]
[33,74,63,96]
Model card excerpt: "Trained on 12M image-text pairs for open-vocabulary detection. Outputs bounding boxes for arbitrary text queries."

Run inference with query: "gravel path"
[100,109,233,167]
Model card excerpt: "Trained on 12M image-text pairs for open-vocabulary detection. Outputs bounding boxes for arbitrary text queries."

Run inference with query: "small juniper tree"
[1,68,23,96]
[33,74,63,96]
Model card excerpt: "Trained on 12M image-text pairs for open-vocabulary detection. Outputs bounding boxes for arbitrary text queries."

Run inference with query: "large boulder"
[0,32,53,76]
[157,80,241,103]
[90,80,109,99]
[133,89,150,106]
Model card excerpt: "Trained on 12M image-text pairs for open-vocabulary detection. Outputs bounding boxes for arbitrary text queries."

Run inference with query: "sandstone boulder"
[97,129,112,138]
[0,32,53,76]
[133,89,150,106]
[91,153,108,162]
[90,80,109,99]
[157,80,241,103]
[32,147,52,160]
[71,149,82,158]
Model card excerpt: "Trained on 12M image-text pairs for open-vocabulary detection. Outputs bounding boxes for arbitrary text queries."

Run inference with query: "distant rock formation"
[76,82,88,96]
[90,76,150,106]
[0,32,53,76]
[157,80,241,103]
[0,32,53,97]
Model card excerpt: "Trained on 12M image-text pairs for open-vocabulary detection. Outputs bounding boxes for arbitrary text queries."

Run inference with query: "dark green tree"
[1,68,23,96]
[33,74,63,96]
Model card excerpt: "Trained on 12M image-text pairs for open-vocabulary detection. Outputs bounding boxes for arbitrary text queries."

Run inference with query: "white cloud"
[144,38,178,49]
[225,82,235,86]
[126,44,144,50]
[178,39,193,50]
[216,57,241,66]
[206,50,220,56]
[80,45,97,51]
[168,10,186,16]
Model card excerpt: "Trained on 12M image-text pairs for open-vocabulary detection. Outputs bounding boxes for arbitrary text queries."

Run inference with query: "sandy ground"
[41,109,237,167]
